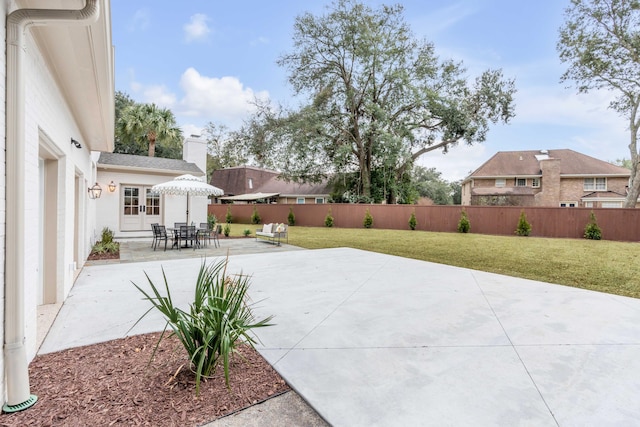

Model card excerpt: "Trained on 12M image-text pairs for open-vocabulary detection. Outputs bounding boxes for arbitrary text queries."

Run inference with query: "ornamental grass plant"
[131,258,273,395]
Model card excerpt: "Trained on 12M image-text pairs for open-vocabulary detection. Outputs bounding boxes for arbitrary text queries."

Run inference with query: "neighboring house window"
[248,178,253,189]
[495,178,506,187]
[602,201,623,208]
[532,178,540,188]
[584,201,594,208]
[315,197,325,204]
[296,197,305,204]
[516,178,526,187]
[584,177,606,191]
[560,202,577,207]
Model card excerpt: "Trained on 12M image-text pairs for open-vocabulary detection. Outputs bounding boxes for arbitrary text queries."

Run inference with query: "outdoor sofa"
[256,223,288,246]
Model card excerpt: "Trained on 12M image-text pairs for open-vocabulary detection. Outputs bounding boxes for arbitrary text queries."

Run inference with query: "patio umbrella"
[151,174,223,224]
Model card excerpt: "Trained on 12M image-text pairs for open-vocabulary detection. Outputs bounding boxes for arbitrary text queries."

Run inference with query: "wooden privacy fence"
[208,204,640,242]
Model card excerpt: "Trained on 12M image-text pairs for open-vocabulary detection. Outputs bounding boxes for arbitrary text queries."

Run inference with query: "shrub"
[584,210,602,240]
[287,207,296,226]
[250,207,261,224]
[363,209,373,228]
[325,208,334,227]
[515,210,531,236]
[223,223,231,237]
[457,209,470,233]
[91,241,119,254]
[207,213,217,229]
[131,259,273,395]
[92,227,118,254]
[101,227,114,244]
[243,228,251,237]
[408,211,417,230]
[225,206,233,224]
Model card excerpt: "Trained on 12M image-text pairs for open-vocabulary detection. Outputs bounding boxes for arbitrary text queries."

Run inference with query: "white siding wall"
[0,2,8,402]
[20,32,96,360]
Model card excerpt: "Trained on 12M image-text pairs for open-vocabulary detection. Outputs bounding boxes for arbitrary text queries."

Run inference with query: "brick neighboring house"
[210,165,332,204]
[461,149,636,208]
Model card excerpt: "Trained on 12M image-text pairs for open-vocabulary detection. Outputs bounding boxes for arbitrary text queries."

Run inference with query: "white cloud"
[184,13,211,43]
[410,2,478,38]
[250,36,270,46]
[181,123,205,138]
[129,9,150,32]
[176,67,269,128]
[418,144,489,182]
[141,85,177,108]
[514,86,622,127]
[124,67,269,129]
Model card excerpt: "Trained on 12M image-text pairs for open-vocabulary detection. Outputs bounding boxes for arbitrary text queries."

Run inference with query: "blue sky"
[111,0,630,181]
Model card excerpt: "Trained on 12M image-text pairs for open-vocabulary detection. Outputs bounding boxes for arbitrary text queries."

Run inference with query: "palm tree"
[116,103,183,157]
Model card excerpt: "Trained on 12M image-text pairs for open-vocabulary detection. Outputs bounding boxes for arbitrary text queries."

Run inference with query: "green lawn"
[225,223,640,299]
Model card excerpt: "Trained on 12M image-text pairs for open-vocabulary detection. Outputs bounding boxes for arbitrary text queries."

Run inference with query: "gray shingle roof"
[97,152,203,174]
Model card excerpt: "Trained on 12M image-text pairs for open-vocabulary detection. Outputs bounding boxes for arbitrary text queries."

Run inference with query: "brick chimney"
[536,158,561,206]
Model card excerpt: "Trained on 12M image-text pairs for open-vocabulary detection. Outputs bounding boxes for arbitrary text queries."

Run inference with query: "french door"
[120,186,161,231]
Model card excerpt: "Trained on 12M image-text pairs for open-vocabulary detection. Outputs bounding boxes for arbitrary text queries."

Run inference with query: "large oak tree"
[558,0,640,207]
[243,0,515,201]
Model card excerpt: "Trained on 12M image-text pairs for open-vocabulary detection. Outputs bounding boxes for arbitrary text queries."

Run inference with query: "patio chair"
[178,225,198,250]
[150,223,159,248]
[174,222,187,229]
[198,223,212,247]
[213,224,221,248]
[153,225,170,251]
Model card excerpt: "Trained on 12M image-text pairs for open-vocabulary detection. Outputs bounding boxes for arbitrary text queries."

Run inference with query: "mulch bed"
[0,333,289,427]
[87,251,120,261]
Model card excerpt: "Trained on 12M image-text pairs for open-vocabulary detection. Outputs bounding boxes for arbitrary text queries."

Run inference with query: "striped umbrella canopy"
[151,174,223,224]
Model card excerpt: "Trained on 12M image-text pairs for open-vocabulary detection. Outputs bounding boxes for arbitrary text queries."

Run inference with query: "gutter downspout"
[4,0,99,411]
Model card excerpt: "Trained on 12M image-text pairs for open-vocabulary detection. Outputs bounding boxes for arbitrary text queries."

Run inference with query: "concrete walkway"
[41,247,640,426]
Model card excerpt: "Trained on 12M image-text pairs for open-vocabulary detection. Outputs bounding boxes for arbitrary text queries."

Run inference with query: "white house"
[1,0,113,411]
[94,136,209,238]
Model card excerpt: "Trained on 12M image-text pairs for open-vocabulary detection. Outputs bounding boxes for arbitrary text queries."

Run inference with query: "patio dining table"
[167,226,206,249]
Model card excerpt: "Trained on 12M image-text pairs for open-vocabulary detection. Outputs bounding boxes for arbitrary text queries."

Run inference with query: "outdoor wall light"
[71,138,82,149]
[88,182,102,199]
[108,181,116,192]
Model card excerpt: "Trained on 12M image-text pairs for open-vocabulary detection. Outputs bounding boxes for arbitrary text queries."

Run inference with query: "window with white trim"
[584,177,606,191]
[495,178,506,188]
[315,197,325,204]
[296,197,305,204]
[560,201,577,207]
[532,178,540,188]
[583,201,594,208]
[602,201,623,208]
[248,178,253,189]
[516,178,526,187]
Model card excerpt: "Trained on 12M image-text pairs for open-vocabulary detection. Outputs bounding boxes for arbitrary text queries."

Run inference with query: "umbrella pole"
[186,193,190,225]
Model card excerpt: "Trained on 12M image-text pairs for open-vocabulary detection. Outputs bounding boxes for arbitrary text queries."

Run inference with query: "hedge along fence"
[208,204,640,242]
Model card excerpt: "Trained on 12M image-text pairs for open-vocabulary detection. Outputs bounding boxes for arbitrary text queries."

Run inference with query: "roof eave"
[561,173,631,178]
[28,0,114,152]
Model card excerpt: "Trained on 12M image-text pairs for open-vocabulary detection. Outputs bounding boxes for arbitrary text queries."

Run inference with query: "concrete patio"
[41,246,640,426]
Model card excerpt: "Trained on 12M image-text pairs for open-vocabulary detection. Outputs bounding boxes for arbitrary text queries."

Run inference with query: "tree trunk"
[624,122,639,208]
[360,155,371,198]
[148,136,156,157]
[626,173,640,208]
